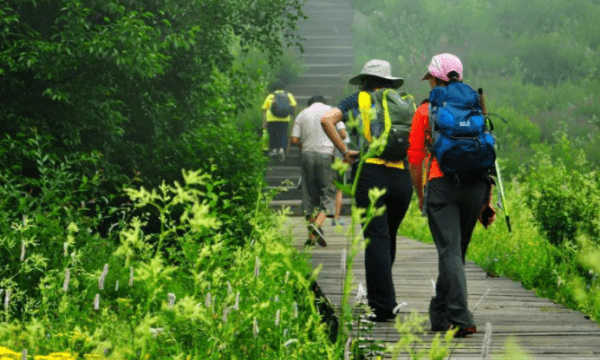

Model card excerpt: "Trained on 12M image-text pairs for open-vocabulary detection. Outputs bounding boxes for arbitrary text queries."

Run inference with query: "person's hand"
[344,150,360,164]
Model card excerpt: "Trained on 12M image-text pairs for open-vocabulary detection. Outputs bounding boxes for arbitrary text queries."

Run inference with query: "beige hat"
[348,59,404,88]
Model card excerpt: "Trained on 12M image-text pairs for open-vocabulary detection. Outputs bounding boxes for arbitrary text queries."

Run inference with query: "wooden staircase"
[268,0,355,216]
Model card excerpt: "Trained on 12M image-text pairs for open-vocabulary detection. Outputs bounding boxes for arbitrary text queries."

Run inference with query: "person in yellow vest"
[262,81,297,162]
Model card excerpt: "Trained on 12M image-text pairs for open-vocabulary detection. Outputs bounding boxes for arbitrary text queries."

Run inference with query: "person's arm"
[321,108,359,164]
[261,95,271,129]
[290,112,302,150]
[409,163,424,210]
[290,136,302,151]
[407,104,428,210]
[339,128,347,140]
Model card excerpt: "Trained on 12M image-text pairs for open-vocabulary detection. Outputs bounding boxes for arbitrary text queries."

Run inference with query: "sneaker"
[278,148,286,162]
[431,323,477,337]
[332,218,345,226]
[308,223,327,247]
[452,325,477,338]
[268,149,277,157]
[362,312,396,323]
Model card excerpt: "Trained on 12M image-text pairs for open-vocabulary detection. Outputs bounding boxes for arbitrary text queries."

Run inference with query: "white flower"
[129,266,134,287]
[94,294,100,310]
[168,293,176,308]
[233,292,240,310]
[254,256,261,278]
[63,269,71,293]
[283,339,298,347]
[20,243,26,262]
[253,317,259,338]
[284,271,290,284]
[341,249,347,274]
[98,264,109,290]
[293,302,298,318]
[205,292,211,308]
[4,290,11,311]
[21,349,27,360]
[356,283,367,303]
[149,327,164,338]
[115,280,119,291]
[63,242,69,257]
[274,295,279,302]
[222,307,229,323]
[275,309,281,326]
[227,281,232,294]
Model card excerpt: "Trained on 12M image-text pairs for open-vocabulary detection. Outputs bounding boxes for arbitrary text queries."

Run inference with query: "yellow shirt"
[262,91,297,122]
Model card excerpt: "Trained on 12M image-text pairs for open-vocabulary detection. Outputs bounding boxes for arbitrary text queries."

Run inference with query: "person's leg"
[355,164,397,318]
[267,122,277,154]
[300,152,317,218]
[458,180,488,263]
[384,168,413,265]
[426,177,475,328]
[307,153,333,246]
[333,188,344,225]
[279,122,289,150]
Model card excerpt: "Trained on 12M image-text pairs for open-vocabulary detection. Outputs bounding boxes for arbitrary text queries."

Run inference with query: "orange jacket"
[407,102,444,181]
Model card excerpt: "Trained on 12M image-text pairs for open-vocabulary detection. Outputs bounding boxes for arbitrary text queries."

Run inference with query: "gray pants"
[426,176,488,328]
[300,151,333,217]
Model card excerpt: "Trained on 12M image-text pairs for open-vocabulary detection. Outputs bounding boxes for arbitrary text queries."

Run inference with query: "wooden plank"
[286,216,600,359]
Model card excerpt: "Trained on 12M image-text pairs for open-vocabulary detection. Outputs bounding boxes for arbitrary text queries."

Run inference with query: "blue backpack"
[429,82,496,179]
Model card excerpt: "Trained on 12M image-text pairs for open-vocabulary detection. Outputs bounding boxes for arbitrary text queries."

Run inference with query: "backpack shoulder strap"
[381,88,392,141]
[358,91,373,142]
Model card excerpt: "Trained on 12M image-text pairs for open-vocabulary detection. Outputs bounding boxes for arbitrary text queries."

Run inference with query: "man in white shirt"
[291,95,345,247]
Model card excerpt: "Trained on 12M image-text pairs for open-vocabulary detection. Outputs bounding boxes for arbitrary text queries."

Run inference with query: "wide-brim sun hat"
[421,53,463,82]
[348,59,404,88]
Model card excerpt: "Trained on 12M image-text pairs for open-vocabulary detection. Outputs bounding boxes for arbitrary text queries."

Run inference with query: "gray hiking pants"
[426,176,488,328]
[300,151,334,217]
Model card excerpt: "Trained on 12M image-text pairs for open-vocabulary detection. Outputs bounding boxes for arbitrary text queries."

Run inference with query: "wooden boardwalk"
[287,216,600,359]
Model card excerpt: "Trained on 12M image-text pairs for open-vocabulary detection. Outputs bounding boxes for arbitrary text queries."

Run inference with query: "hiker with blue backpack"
[321,59,415,322]
[262,81,297,162]
[407,53,497,337]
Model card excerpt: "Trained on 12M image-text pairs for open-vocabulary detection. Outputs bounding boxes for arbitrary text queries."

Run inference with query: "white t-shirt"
[291,102,344,155]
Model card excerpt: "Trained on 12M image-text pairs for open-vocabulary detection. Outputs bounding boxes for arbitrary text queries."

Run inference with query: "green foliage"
[0,0,305,200]
[522,134,600,246]
[0,167,338,359]
[351,0,600,174]
[0,130,116,320]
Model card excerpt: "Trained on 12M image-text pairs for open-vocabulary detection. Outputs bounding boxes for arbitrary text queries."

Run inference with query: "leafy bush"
[522,135,600,246]
[0,167,338,358]
[0,130,117,320]
[0,0,304,198]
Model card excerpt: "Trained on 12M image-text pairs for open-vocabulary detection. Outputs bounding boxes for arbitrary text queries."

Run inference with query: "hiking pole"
[478,88,512,232]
